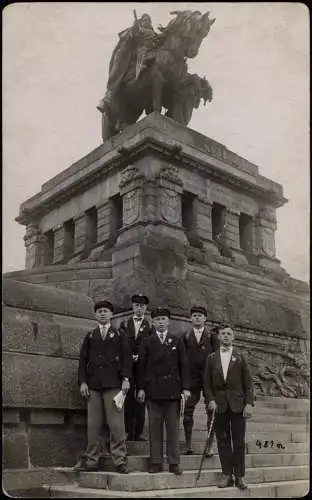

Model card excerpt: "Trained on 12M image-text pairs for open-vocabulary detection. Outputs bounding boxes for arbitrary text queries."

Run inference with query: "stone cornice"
[16,123,287,226]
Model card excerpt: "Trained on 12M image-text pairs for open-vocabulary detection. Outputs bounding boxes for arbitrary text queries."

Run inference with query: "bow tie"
[221,347,231,352]
[134,317,143,322]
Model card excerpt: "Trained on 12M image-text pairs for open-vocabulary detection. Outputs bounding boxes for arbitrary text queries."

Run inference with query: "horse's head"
[186,11,216,58]
[158,11,215,59]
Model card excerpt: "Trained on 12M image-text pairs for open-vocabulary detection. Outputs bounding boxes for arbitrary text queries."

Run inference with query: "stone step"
[246,407,309,417]
[48,480,309,498]
[98,453,308,472]
[192,414,309,426]
[195,402,309,417]
[77,465,309,491]
[126,432,309,455]
[189,422,309,433]
[252,397,309,410]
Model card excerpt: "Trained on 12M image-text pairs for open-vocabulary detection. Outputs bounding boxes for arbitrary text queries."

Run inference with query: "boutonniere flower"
[139,327,144,332]
[172,346,177,351]
[109,332,115,339]
[168,338,173,344]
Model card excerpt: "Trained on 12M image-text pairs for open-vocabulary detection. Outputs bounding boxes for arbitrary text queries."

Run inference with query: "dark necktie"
[159,333,164,343]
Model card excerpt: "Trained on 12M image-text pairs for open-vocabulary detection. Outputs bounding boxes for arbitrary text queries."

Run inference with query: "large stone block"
[28,426,87,467]
[3,352,84,409]
[29,410,65,425]
[2,279,94,319]
[2,427,29,469]
[3,306,95,357]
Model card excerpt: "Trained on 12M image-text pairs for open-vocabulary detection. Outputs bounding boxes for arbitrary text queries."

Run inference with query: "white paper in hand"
[113,390,127,411]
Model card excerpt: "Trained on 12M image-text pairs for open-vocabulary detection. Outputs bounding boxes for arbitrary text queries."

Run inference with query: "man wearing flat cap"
[76,300,132,474]
[119,294,151,441]
[182,306,219,456]
[137,307,190,475]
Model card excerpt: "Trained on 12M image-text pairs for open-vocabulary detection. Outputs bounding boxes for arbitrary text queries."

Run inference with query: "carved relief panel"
[160,189,181,224]
[123,190,140,226]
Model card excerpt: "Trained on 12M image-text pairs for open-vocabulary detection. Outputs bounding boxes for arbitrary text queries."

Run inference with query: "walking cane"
[194,409,215,486]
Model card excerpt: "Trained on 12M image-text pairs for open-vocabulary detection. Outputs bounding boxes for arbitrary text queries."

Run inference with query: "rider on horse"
[97,13,158,114]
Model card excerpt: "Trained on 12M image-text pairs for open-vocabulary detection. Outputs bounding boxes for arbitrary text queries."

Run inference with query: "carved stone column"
[24,224,44,269]
[53,224,66,264]
[195,197,219,255]
[255,207,281,271]
[224,208,248,264]
[96,201,111,244]
[73,214,86,255]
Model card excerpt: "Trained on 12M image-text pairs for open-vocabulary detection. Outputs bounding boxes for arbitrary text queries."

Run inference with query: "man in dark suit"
[182,306,219,456]
[203,323,254,489]
[119,294,151,441]
[75,300,132,474]
[136,308,191,475]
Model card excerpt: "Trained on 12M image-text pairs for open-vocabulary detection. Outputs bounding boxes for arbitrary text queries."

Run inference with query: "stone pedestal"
[12,112,308,329]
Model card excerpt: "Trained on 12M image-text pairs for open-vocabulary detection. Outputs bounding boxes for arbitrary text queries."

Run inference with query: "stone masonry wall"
[2,280,96,469]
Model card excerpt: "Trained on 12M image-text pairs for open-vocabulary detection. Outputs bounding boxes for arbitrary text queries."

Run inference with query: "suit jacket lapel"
[94,326,101,340]
[128,317,136,338]
[199,327,209,346]
[226,347,237,377]
[215,349,225,383]
[134,317,149,340]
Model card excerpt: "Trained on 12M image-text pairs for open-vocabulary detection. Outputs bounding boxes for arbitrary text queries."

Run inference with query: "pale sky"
[3,2,310,282]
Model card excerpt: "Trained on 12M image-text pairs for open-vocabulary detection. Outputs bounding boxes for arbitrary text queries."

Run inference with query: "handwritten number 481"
[256,439,285,450]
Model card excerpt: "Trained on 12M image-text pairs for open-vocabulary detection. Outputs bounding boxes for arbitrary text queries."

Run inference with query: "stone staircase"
[4,397,309,498]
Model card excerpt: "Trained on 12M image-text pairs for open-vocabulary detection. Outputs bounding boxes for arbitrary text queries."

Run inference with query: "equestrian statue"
[97,10,216,141]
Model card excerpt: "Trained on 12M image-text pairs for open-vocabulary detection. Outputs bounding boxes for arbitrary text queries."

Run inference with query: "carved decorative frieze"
[119,165,143,188]
[159,165,183,185]
[235,334,309,399]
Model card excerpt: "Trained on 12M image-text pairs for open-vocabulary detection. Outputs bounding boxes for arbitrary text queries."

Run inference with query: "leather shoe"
[116,464,129,474]
[204,450,214,458]
[148,464,163,473]
[83,464,99,472]
[134,436,147,441]
[235,477,248,490]
[184,448,193,455]
[218,474,234,488]
[169,464,183,475]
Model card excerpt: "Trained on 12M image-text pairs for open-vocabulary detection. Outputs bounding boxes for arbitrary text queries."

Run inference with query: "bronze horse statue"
[98,11,215,140]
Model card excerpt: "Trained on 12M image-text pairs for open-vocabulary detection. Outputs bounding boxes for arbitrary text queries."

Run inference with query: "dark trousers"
[214,406,246,478]
[124,382,146,438]
[183,387,215,448]
[147,399,180,465]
